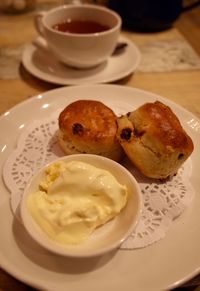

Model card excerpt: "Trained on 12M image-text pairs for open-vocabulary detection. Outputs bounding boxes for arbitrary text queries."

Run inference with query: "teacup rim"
[42,3,122,37]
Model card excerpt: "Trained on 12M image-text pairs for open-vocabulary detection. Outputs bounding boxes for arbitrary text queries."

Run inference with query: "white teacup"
[34,4,122,68]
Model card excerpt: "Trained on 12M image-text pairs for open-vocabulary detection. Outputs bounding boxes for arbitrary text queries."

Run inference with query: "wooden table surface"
[0,1,200,290]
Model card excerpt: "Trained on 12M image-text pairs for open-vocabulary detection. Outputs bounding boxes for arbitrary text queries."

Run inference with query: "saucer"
[22,36,141,85]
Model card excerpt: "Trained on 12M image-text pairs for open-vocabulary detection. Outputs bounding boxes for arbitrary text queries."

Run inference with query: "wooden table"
[0,1,200,290]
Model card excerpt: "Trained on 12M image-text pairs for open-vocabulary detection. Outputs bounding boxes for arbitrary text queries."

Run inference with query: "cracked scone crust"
[116,101,194,179]
[58,100,124,161]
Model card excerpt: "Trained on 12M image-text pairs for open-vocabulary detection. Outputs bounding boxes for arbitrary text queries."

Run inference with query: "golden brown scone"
[58,100,124,162]
[116,101,194,179]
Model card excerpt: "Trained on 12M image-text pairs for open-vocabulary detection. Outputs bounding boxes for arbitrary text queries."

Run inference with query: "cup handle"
[33,36,49,51]
[34,11,46,37]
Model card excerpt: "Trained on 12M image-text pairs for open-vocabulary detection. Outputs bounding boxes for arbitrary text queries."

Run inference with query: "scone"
[58,100,124,162]
[116,101,194,179]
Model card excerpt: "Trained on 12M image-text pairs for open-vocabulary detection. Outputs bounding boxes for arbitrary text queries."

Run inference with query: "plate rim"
[1,84,199,122]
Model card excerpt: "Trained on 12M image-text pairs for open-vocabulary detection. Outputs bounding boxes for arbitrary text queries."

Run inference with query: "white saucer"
[22,36,141,85]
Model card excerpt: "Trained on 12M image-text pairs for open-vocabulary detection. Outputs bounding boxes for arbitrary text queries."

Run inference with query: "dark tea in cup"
[52,19,110,34]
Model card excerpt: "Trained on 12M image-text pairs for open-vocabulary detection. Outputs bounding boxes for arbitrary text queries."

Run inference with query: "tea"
[52,19,110,34]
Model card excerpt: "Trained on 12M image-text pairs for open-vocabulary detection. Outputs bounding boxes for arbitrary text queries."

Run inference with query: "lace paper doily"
[3,114,194,249]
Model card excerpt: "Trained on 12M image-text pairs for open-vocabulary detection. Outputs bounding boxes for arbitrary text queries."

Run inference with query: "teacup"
[34,4,122,68]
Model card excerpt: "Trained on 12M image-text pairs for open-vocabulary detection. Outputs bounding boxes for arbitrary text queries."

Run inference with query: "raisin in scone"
[58,100,124,162]
[116,101,194,179]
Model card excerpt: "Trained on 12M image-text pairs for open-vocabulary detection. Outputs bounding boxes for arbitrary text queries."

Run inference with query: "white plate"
[22,36,141,85]
[0,84,200,291]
